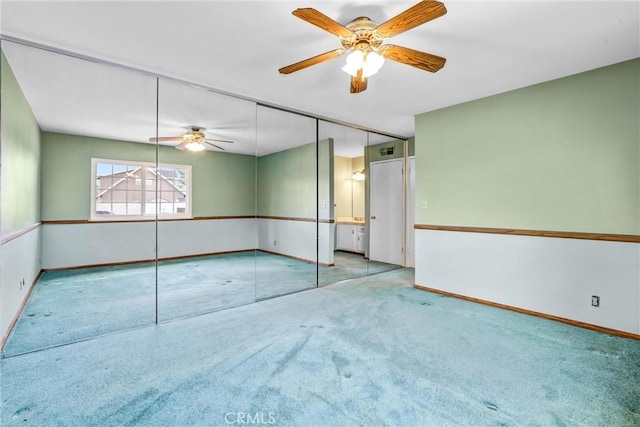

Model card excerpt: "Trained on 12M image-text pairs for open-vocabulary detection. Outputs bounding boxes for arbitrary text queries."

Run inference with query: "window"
[91,159,191,220]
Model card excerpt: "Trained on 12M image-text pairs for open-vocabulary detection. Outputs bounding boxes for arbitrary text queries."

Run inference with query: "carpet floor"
[1,268,639,426]
[2,251,397,357]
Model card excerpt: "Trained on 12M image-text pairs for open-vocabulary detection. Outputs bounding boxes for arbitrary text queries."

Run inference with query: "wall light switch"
[421,201,427,209]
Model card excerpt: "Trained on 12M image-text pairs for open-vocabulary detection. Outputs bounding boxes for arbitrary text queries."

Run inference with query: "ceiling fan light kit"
[279,0,447,93]
[342,49,385,78]
[185,141,206,152]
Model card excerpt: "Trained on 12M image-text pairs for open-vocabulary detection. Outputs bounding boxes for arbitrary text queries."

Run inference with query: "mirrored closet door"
[0,41,158,356]
[318,120,369,285]
[0,39,408,359]
[156,79,258,321]
[255,106,319,299]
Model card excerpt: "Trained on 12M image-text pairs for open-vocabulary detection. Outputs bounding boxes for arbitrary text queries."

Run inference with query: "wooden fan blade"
[379,44,446,73]
[148,136,184,143]
[375,1,447,38]
[204,138,234,144]
[203,141,225,151]
[292,8,353,38]
[279,48,345,74]
[175,139,190,150]
[350,69,368,94]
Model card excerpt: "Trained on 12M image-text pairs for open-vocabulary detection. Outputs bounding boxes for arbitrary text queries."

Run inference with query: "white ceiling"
[1,1,638,156]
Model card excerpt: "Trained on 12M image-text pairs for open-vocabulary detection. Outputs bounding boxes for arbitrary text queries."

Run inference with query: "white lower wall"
[42,218,333,270]
[1,226,42,342]
[42,219,258,269]
[157,218,257,259]
[42,222,156,269]
[258,219,334,265]
[415,229,640,334]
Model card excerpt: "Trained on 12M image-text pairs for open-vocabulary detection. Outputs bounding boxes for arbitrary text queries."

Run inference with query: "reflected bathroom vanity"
[336,218,365,254]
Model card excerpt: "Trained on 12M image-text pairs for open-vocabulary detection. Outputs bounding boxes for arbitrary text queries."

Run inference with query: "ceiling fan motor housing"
[341,17,384,52]
[185,129,206,141]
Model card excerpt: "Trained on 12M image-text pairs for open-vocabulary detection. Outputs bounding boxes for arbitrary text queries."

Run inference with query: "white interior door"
[406,157,416,268]
[369,159,404,265]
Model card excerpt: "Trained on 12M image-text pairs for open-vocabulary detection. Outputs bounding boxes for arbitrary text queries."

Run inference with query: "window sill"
[88,216,194,223]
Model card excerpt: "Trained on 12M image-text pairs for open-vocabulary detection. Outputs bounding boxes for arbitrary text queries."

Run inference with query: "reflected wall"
[0,41,42,352]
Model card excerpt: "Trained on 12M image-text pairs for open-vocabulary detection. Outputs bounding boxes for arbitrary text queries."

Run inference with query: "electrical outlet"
[421,200,427,209]
[591,295,600,307]
[19,278,25,290]
[273,240,277,246]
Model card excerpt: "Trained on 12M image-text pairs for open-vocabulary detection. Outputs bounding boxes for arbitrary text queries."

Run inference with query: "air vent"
[379,147,394,156]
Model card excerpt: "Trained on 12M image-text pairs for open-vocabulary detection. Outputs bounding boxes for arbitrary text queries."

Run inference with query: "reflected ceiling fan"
[279,0,447,93]
[148,127,234,152]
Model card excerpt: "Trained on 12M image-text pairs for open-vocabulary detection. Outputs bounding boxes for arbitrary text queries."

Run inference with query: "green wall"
[257,139,333,219]
[318,139,334,221]
[159,141,256,217]
[1,51,41,235]
[415,58,640,235]
[41,132,256,220]
[408,138,415,157]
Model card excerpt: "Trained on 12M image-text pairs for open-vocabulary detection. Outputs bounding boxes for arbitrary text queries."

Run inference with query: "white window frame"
[90,158,192,221]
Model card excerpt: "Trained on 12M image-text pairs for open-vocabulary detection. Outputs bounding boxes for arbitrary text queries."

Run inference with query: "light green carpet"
[1,268,639,426]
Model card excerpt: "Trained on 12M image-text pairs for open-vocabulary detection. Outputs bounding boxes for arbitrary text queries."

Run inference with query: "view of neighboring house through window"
[92,159,191,220]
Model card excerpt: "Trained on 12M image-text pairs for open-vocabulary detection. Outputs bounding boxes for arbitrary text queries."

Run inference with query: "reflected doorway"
[369,159,404,265]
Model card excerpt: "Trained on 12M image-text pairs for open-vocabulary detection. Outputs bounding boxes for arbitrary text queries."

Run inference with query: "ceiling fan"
[148,127,234,152]
[279,0,447,93]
